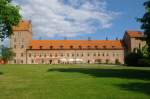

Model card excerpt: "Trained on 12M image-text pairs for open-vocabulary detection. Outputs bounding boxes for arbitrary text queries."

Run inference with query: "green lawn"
[0,64,150,99]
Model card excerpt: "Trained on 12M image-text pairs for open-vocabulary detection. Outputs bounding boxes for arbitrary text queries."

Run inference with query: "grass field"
[0,64,150,99]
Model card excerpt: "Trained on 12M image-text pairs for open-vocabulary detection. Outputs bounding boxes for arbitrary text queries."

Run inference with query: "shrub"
[125,53,143,66]
[138,58,150,67]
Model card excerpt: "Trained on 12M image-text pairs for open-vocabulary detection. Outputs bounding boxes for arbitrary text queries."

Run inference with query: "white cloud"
[0,38,10,47]
[14,0,119,39]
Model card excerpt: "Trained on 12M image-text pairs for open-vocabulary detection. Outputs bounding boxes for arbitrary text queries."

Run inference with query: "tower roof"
[126,31,143,38]
[13,20,31,31]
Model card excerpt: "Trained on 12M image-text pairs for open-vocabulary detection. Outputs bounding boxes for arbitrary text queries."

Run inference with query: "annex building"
[9,20,146,64]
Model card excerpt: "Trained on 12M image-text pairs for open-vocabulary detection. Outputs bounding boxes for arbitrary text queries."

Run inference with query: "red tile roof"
[126,31,143,38]
[13,20,31,31]
[28,40,124,50]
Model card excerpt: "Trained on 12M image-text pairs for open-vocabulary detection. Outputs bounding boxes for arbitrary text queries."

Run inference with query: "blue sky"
[13,0,145,40]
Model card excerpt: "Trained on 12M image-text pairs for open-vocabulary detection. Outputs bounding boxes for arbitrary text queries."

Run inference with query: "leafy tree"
[0,0,21,41]
[125,52,143,66]
[139,0,150,57]
[0,46,15,63]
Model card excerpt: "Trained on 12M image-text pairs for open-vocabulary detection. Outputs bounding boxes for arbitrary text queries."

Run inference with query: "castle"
[9,20,146,64]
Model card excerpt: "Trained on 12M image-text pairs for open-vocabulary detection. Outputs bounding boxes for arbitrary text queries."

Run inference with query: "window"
[32,60,34,64]
[115,59,120,64]
[113,53,115,57]
[98,53,100,56]
[93,53,96,56]
[49,53,52,57]
[67,53,70,57]
[21,45,24,49]
[42,59,44,64]
[72,53,74,57]
[29,53,31,57]
[21,60,23,64]
[21,53,23,57]
[103,53,105,56]
[61,53,63,57]
[14,60,16,64]
[95,59,101,64]
[55,53,57,57]
[87,53,90,56]
[106,53,109,56]
[14,45,16,49]
[106,59,109,64]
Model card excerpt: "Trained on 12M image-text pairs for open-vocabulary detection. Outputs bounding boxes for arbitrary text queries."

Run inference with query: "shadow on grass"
[48,68,150,95]
[0,72,3,75]
[48,68,150,81]
[115,82,150,96]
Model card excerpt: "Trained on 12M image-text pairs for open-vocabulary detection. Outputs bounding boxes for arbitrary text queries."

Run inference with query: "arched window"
[115,59,120,64]
[106,59,109,64]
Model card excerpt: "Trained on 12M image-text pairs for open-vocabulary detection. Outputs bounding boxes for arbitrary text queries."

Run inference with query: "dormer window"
[103,45,106,49]
[29,46,32,49]
[95,46,98,49]
[70,45,73,49]
[79,46,82,49]
[87,46,91,49]
[50,46,53,49]
[60,45,64,49]
[112,46,115,48]
[40,46,43,49]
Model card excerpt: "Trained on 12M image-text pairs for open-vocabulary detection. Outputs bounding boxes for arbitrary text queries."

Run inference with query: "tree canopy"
[0,46,15,63]
[0,0,21,41]
[139,0,150,57]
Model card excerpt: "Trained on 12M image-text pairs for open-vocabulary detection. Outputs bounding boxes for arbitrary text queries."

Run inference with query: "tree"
[0,46,15,64]
[139,0,150,57]
[0,0,21,41]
